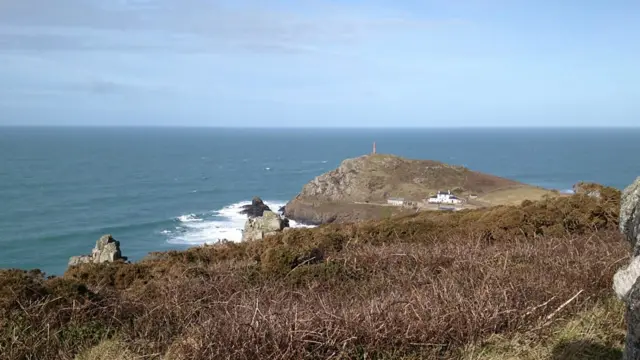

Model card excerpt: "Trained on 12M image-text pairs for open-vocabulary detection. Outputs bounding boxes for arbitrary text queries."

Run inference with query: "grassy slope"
[475,185,560,207]
[0,184,628,360]
[459,298,625,360]
[300,154,555,204]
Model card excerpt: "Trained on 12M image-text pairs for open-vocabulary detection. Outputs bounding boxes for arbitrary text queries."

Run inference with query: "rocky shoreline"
[21,174,640,359]
[68,196,293,267]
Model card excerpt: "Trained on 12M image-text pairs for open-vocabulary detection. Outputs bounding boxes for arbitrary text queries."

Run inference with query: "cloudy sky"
[0,0,638,127]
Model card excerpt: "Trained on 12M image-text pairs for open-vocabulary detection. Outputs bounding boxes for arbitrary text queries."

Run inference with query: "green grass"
[459,298,625,360]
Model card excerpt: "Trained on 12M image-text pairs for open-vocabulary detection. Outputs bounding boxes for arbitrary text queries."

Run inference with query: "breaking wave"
[164,200,313,245]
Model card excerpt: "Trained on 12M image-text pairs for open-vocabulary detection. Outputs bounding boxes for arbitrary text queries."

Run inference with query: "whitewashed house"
[387,197,405,206]
[427,190,463,205]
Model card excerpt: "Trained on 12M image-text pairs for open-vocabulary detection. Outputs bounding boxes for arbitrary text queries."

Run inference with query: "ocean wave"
[165,200,314,245]
[177,214,203,223]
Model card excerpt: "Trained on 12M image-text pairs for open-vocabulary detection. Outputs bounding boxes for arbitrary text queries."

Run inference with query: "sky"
[0,0,638,127]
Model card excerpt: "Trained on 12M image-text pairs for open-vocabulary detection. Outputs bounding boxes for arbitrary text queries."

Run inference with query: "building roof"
[388,197,404,201]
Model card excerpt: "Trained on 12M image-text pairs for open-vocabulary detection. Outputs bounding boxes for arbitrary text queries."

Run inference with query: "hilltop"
[284,153,556,224]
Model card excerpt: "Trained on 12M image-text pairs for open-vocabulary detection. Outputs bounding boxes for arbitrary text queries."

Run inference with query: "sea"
[1,127,639,276]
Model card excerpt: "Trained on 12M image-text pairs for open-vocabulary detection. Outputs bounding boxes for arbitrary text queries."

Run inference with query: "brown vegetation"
[357,154,524,199]
[0,188,628,359]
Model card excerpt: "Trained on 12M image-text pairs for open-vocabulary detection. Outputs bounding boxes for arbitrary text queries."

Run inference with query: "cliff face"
[284,154,534,225]
[614,176,640,359]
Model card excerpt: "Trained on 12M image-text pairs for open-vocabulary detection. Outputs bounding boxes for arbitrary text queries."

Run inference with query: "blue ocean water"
[1,127,639,275]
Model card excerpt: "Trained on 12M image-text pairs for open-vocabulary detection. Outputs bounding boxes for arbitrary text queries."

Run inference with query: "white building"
[387,197,405,206]
[427,190,463,205]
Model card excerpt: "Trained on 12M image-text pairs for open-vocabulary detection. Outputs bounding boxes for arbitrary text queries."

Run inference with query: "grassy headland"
[0,184,628,359]
[283,154,559,224]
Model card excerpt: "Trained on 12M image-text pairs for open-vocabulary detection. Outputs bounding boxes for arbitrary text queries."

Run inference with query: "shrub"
[0,189,628,359]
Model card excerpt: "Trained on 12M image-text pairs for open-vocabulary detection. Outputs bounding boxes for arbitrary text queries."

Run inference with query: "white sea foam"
[165,200,314,245]
[177,214,202,223]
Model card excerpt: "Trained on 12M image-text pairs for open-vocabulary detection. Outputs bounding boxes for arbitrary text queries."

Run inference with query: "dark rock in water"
[240,196,272,218]
[278,206,286,214]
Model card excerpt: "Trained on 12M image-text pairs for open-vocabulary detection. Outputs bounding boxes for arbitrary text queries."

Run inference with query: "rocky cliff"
[614,176,640,360]
[284,154,548,224]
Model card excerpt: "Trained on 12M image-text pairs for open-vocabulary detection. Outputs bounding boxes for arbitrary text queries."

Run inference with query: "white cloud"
[0,0,462,54]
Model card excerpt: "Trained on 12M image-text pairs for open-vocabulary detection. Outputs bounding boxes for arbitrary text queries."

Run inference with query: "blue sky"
[0,0,638,127]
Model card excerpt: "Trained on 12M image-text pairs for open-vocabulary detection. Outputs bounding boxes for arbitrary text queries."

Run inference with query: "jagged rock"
[68,255,92,267]
[615,256,640,301]
[68,234,127,267]
[625,283,640,360]
[239,197,272,218]
[621,177,640,255]
[242,211,289,241]
[93,235,124,263]
[614,177,640,359]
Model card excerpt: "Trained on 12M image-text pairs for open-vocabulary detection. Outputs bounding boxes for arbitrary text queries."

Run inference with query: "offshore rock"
[239,197,272,218]
[242,211,289,241]
[68,234,127,267]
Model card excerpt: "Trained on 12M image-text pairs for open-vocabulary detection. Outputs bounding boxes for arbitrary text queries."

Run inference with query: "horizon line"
[2,125,640,129]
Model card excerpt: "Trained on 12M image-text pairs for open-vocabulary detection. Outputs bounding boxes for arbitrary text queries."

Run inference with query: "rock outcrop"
[242,210,289,241]
[239,197,272,218]
[621,178,640,256]
[68,234,127,267]
[614,176,640,359]
[573,181,605,199]
[614,256,640,301]
[284,154,545,225]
